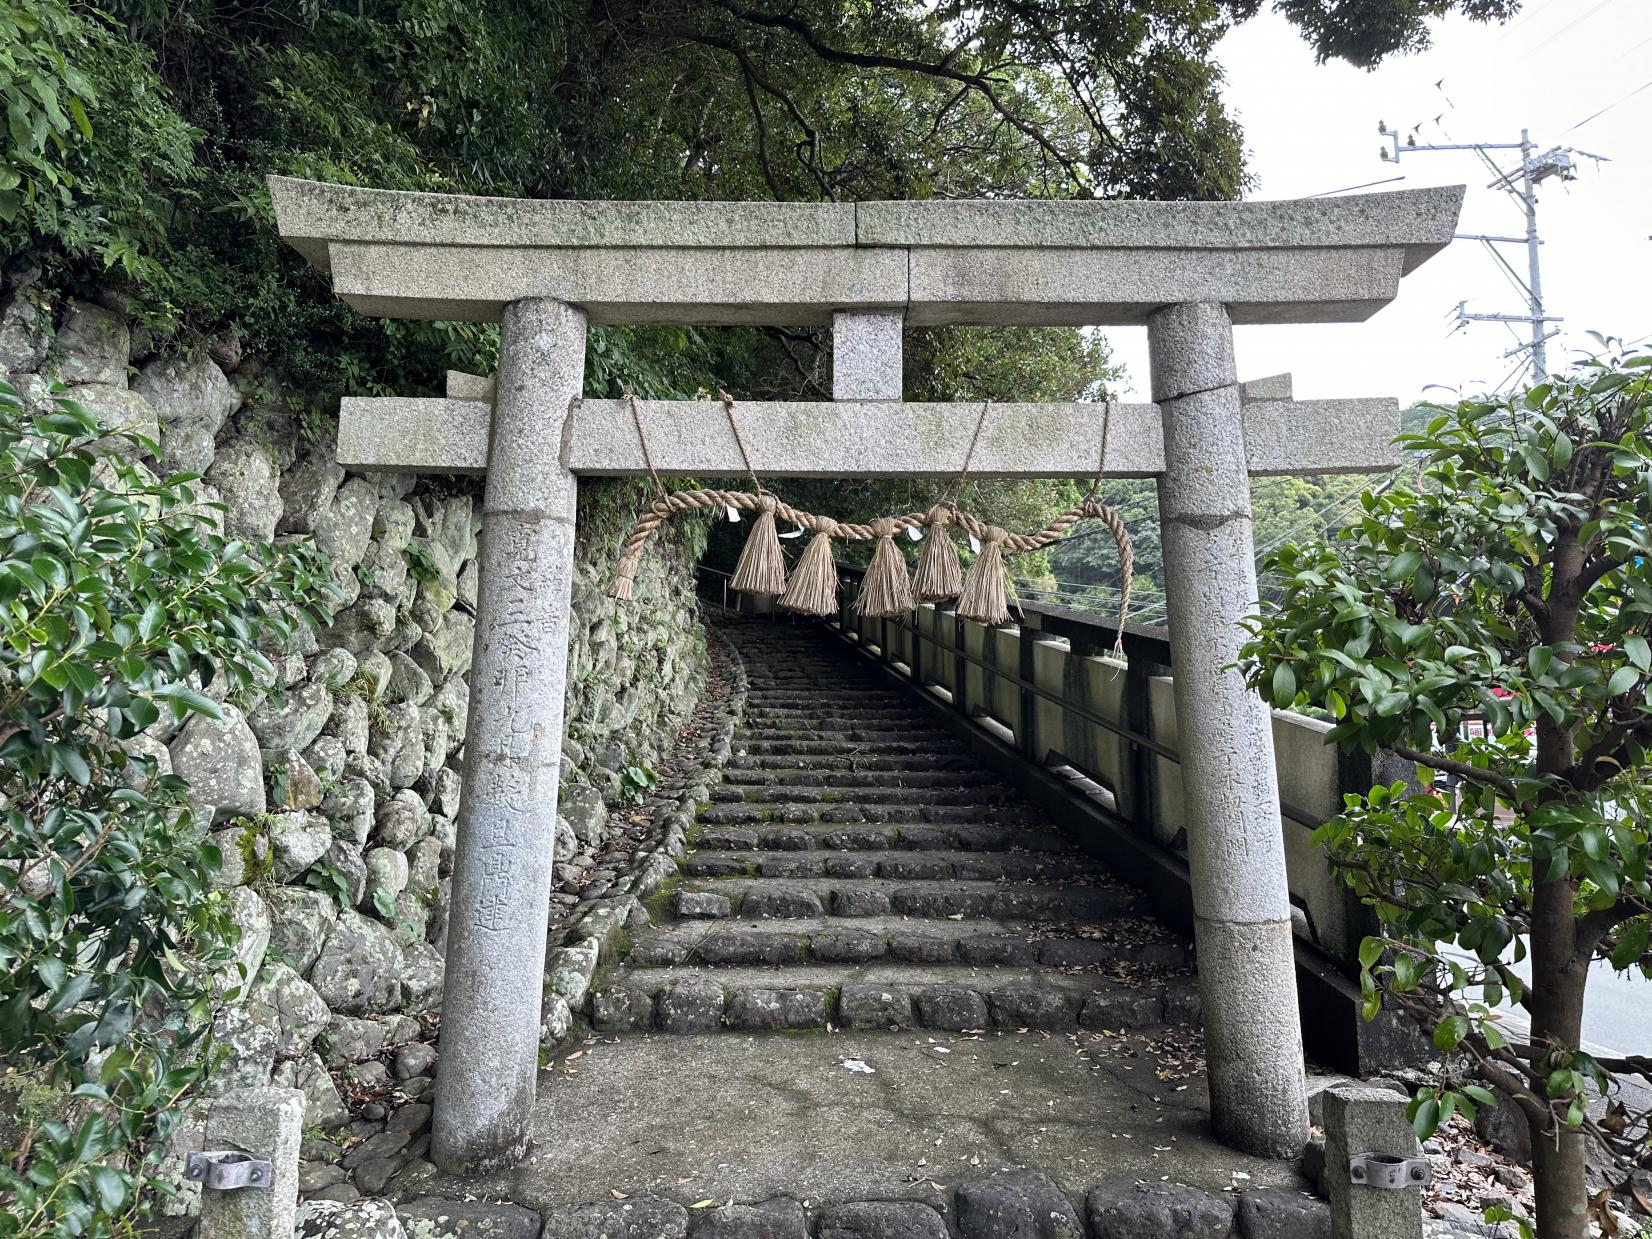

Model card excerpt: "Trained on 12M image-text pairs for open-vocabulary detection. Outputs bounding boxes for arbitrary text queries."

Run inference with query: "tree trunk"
[1524,535,1595,1239]
[1529,873,1591,1239]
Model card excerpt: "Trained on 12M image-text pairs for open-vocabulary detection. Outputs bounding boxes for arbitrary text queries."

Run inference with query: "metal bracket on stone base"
[184,1150,276,1190]
[1348,1152,1431,1190]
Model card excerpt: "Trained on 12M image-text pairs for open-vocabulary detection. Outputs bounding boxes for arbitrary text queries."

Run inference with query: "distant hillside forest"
[1041,403,1440,626]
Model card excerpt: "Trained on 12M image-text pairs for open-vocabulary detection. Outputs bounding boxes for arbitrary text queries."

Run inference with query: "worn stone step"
[682,847,1112,883]
[719,767,1002,790]
[736,713,918,723]
[745,682,898,691]
[624,916,1190,970]
[591,963,1198,1034]
[709,783,1016,806]
[741,712,935,728]
[691,822,1070,852]
[746,707,938,716]
[697,801,1045,826]
[735,728,946,744]
[735,736,965,755]
[735,723,948,741]
[669,877,1146,921]
[743,683,892,693]
[732,753,984,773]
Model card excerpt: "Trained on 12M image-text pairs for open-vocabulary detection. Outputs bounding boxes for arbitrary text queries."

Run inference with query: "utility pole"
[1514,129,1547,376]
[1377,124,1605,383]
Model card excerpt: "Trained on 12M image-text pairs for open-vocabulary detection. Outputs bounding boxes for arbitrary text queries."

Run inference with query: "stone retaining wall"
[0,289,711,1214]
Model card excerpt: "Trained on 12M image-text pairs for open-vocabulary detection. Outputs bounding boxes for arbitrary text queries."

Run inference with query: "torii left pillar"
[432,298,586,1173]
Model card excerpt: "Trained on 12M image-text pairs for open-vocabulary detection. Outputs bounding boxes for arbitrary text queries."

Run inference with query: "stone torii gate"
[269,177,1464,1175]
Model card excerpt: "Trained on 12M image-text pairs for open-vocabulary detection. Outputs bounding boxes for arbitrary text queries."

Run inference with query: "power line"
[1023,470,1403,609]
[1249,457,1417,562]
[1565,77,1652,135]
[1545,0,1621,44]
[1597,30,1652,73]
[1482,0,1562,49]
[1309,175,1407,198]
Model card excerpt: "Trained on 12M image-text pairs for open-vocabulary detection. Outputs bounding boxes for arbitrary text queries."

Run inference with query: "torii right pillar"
[1149,301,1309,1158]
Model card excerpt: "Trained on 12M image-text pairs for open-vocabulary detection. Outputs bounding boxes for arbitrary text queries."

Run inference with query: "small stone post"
[1323,1084,1425,1239]
[1147,301,1309,1158]
[197,1086,304,1239]
[433,297,588,1174]
[832,309,904,400]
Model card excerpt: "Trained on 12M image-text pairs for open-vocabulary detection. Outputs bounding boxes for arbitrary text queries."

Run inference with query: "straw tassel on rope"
[912,503,963,602]
[730,491,788,597]
[854,517,917,617]
[779,522,840,617]
[955,526,1013,625]
[607,559,638,602]
[604,483,1134,639]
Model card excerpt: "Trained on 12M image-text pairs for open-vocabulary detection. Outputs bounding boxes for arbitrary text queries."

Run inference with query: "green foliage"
[618,763,658,806]
[401,540,439,587]
[0,379,333,1239]
[0,0,95,227]
[0,0,200,293]
[1239,347,1652,1232]
[1271,0,1522,67]
[303,853,357,911]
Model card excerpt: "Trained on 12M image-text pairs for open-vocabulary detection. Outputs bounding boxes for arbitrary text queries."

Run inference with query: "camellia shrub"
[0,378,332,1239]
[1240,345,1652,1239]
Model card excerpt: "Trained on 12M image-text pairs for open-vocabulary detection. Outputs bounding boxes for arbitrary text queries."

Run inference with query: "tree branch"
[1577,898,1652,959]
[1391,744,1519,796]
[1515,585,1551,625]
[1579,555,1628,595]
[656,24,835,199]
[703,0,1088,188]
[735,59,785,200]
[1569,721,1652,793]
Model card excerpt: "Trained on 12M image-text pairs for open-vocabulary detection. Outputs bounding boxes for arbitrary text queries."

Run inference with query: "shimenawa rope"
[606,393,1133,640]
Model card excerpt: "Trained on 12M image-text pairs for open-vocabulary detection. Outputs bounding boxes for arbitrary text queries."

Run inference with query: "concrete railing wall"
[818,584,1374,971]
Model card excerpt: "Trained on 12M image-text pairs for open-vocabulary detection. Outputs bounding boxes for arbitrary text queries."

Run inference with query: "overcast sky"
[1101,0,1652,404]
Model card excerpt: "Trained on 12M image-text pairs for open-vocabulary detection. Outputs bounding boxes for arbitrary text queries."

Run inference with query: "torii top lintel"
[268,176,1465,328]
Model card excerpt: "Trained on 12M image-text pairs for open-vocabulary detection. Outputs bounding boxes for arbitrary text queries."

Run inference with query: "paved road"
[1486,952,1648,1060]
[1476,951,1652,1115]
[1576,959,1649,1059]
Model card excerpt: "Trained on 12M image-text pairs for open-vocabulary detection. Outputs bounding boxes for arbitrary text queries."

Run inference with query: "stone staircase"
[591,616,1199,1037]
